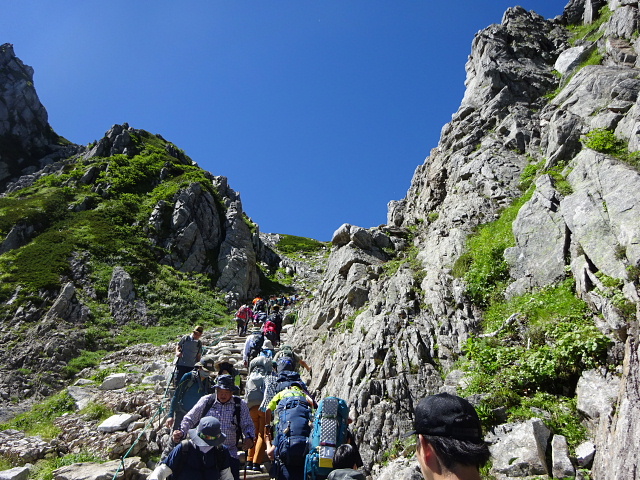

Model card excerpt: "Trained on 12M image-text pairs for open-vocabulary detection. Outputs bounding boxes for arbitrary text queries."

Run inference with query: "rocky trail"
[0,318,303,480]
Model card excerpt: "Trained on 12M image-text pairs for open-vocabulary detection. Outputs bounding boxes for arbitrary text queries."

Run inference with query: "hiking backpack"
[274,396,312,466]
[275,370,305,394]
[244,369,267,408]
[274,345,298,370]
[245,333,264,361]
[303,397,350,480]
[276,356,296,375]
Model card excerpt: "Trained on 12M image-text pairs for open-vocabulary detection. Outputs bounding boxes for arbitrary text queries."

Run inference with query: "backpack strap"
[232,397,243,442]
[180,438,191,464]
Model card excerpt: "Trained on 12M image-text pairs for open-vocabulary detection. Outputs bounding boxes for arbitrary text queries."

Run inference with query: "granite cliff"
[292,1,640,478]
[2,1,640,479]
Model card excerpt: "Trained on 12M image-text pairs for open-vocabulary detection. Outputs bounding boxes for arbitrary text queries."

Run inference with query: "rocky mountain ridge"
[292,1,640,479]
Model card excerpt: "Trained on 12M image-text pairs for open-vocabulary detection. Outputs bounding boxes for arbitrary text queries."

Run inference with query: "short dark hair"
[333,444,358,470]
[422,434,491,470]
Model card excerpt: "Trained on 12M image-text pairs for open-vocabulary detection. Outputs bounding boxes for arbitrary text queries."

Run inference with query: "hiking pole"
[244,454,248,480]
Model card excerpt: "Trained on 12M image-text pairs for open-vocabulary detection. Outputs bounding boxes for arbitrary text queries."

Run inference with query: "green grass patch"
[80,401,114,422]
[31,451,106,480]
[276,234,327,255]
[454,188,534,307]
[61,350,107,378]
[567,6,611,44]
[0,390,76,438]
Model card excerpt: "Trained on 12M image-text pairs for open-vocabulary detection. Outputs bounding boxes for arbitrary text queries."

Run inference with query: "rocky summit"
[1,1,640,479]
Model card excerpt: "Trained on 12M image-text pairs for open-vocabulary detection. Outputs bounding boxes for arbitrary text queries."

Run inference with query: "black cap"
[406,393,483,442]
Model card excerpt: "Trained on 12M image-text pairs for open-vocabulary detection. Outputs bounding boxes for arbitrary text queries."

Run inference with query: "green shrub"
[80,401,114,421]
[582,128,640,170]
[461,280,610,444]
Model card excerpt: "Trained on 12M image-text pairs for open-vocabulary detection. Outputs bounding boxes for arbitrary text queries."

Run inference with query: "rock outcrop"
[0,44,79,191]
[291,2,640,479]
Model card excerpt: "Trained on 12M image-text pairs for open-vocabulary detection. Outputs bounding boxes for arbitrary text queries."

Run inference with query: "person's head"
[195,355,216,378]
[189,416,226,448]
[333,444,359,470]
[409,393,490,480]
[272,305,280,312]
[262,339,274,350]
[214,374,238,403]
[193,325,204,339]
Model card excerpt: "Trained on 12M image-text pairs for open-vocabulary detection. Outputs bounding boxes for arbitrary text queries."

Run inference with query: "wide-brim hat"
[262,339,274,350]
[189,416,226,447]
[214,374,239,392]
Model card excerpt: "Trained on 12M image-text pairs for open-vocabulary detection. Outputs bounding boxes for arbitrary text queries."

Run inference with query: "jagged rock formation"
[293,2,640,479]
[0,44,80,191]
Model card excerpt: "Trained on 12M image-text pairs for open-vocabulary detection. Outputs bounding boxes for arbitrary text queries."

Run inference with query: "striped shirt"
[180,394,255,458]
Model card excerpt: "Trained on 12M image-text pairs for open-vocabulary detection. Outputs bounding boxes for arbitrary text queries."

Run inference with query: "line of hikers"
[152,321,361,480]
[153,318,492,480]
[235,302,286,342]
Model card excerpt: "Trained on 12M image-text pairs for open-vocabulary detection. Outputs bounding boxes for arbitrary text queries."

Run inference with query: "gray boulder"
[551,434,575,479]
[52,457,146,480]
[487,418,551,477]
[97,413,139,433]
[0,466,30,480]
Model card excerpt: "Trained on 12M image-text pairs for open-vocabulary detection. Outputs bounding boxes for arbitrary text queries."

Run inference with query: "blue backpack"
[304,397,350,480]
[274,396,312,466]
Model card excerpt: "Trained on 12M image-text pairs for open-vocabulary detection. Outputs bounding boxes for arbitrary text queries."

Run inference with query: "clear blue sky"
[4,1,563,241]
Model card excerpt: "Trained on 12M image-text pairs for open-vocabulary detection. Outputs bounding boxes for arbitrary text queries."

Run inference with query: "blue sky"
[4,1,563,241]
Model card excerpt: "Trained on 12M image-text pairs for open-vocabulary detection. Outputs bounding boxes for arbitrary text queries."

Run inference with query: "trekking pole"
[244,454,248,480]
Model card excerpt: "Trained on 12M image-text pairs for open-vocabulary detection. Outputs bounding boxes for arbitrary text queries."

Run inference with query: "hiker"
[408,393,490,480]
[273,344,312,375]
[215,356,242,389]
[260,339,275,359]
[174,325,204,386]
[254,297,267,313]
[244,355,274,472]
[326,444,365,480]
[261,367,312,416]
[265,383,314,480]
[163,355,217,457]
[269,305,284,345]
[243,331,264,367]
[174,374,255,480]
[262,318,277,345]
[304,397,357,480]
[149,416,233,480]
[235,304,253,336]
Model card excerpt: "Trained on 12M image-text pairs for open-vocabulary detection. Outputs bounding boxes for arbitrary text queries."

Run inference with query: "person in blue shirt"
[162,355,216,457]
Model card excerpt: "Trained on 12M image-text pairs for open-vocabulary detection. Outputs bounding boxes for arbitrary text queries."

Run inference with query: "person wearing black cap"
[174,374,255,480]
[161,355,217,458]
[408,393,490,480]
[149,416,233,480]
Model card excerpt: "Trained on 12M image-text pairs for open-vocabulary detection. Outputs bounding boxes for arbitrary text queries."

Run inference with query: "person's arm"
[172,394,209,442]
[175,337,184,357]
[166,377,185,427]
[299,359,312,373]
